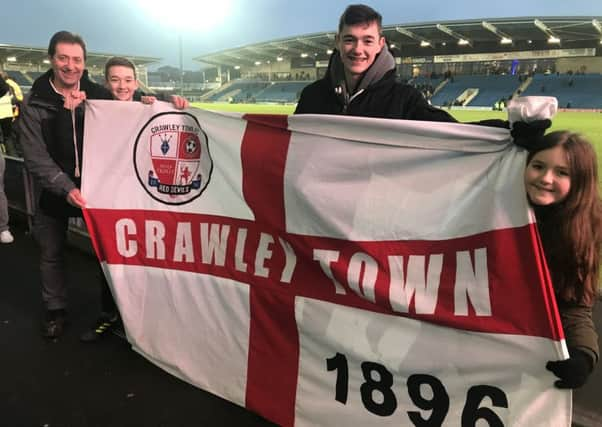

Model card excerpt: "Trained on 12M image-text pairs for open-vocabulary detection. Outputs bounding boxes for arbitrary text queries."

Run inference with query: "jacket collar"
[31,69,94,102]
[328,48,396,108]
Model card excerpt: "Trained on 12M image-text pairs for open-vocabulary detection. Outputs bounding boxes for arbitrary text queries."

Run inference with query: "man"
[18,31,113,339]
[294,4,455,121]
[79,56,188,342]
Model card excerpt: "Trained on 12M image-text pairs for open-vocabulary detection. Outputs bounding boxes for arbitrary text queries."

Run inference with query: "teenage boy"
[294,5,551,147]
[294,4,454,121]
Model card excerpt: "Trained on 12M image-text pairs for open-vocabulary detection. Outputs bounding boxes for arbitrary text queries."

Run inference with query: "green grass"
[192,102,602,168]
[192,102,295,115]
[450,110,602,152]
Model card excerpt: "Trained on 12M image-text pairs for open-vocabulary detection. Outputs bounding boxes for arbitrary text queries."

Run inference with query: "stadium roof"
[0,43,161,70]
[194,16,602,68]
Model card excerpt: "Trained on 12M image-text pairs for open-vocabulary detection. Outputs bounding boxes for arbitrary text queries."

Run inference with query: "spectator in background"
[0,71,23,156]
[79,56,187,343]
[0,76,13,243]
[18,31,113,339]
[0,73,14,153]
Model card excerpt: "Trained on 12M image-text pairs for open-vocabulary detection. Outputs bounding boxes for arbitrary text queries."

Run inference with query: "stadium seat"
[520,73,602,109]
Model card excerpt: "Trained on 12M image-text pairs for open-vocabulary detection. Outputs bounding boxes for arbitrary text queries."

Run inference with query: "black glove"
[510,119,552,150]
[546,348,594,389]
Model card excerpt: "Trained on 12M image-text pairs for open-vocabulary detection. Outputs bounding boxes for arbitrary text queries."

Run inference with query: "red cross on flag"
[82,100,571,427]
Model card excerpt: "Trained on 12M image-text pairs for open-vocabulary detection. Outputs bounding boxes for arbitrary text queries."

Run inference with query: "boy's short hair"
[338,4,383,33]
[104,56,137,81]
[48,31,87,60]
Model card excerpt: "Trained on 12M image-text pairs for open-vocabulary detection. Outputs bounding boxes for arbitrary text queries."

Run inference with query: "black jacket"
[19,69,112,217]
[295,49,456,122]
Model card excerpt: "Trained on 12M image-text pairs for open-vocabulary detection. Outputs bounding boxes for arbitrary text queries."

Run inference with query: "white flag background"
[82,100,570,427]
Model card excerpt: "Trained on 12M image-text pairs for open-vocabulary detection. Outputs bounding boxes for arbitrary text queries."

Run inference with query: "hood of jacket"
[328,47,396,108]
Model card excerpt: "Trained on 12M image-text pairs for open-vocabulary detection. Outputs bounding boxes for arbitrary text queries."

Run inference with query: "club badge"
[134,111,212,205]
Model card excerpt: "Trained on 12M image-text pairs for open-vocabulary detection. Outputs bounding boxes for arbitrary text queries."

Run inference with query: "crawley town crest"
[134,111,212,205]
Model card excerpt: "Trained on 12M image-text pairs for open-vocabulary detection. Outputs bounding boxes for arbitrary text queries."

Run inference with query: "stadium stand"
[26,71,45,81]
[463,75,520,107]
[254,81,309,103]
[204,80,270,102]
[6,70,31,86]
[430,74,521,107]
[430,77,468,107]
[406,75,444,102]
[520,73,602,109]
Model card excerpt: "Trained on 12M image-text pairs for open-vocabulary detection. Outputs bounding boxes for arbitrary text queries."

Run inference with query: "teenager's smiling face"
[106,65,138,101]
[525,145,571,206]
[336,20,385,83]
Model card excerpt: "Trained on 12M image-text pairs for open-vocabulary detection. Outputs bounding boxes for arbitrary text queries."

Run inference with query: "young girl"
[524,130,601,389]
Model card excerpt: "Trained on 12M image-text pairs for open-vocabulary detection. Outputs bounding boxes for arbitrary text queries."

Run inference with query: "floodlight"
[534,18,560,45]
[396,26,433,48]
[482,21,496,33]
[326,49,333,54]
[482,20,513,44]
[300,53,308,58]
[276,56,284,62]
[234,65,240,69]
[43,59,50,64]
[390,43,396,48]
[6,56,16,62]
[437,24,472,46]
[254,61,261,65]
[534,19,549,34]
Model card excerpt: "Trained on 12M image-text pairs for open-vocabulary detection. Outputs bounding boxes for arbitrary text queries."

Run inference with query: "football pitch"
[192,102,602,169]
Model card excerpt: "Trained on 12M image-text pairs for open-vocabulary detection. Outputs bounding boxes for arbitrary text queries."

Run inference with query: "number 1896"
[326,352,508,426]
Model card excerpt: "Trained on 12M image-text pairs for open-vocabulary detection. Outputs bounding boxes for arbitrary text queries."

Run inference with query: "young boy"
[80,57,188,342]
[104,56,188,107]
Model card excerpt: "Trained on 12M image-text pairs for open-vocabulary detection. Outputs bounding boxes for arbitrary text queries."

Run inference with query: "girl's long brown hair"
[528,131,602,306]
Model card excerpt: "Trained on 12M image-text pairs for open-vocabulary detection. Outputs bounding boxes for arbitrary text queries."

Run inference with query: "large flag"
[82,100,570,426]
